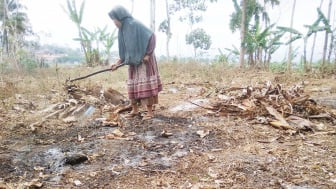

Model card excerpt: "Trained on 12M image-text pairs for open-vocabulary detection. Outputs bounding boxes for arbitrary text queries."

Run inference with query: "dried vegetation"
[0,63,335,188]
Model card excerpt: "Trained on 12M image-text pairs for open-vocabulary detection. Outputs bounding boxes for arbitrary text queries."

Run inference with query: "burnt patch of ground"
[1,108,233,188]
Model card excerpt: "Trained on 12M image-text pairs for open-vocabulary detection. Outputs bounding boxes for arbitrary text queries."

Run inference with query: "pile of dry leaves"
[196,81,336,132]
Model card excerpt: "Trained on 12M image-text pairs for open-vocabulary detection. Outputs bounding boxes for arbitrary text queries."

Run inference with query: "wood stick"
[69,64,125,82]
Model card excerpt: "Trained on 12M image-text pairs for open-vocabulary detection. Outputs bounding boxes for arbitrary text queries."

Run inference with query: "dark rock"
[63,153,88,166]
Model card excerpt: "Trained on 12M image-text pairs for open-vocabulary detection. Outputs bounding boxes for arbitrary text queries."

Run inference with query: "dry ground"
[0,63,335,189]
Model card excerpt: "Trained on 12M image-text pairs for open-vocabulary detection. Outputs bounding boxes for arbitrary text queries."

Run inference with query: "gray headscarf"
[108,5,153,66]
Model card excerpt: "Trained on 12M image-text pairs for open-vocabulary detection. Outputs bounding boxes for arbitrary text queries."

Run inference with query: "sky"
[22,0,333,61]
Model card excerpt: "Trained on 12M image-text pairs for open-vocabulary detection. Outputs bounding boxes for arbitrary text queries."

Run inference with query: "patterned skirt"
[127,55,162,105]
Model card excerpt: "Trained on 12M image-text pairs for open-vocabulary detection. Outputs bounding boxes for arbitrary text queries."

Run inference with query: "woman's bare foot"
[142,105,154,121]
[124,104,139,118]
[142,114,153,121]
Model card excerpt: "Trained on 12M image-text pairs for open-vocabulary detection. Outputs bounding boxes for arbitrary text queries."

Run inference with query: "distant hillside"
[34,44,84,64]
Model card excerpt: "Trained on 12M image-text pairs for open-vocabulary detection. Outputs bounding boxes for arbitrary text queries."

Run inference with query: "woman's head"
[108,5,132,28]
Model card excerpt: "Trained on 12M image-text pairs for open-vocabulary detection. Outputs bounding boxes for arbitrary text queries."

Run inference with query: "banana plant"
[79,27,96,66]
[244,22,269,67]
[222,45,240,64]
[244,23,284,69]
[230,0,280,68]
[64,0,117,66]
[101,28,117,64]
[263,27,284,68]
[277,8,331,72]
[73,26,117,66]
[63,0,89,64]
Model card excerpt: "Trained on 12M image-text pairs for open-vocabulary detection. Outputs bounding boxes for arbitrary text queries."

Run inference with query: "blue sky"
[23,0,331,62]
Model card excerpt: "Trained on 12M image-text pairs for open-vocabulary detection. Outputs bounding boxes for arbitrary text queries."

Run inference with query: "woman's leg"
[131,103,139,114]
[146,105,153,117]
[127,99,139,117]
[140,96,158,120]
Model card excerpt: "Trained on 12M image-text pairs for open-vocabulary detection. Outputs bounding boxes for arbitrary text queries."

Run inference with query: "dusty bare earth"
[0,67,336,189]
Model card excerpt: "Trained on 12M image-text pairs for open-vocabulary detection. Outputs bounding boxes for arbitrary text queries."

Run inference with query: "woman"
[109,5,162,121]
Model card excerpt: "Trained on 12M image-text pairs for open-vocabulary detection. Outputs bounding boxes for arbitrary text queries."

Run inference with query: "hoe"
[67,63,125,83]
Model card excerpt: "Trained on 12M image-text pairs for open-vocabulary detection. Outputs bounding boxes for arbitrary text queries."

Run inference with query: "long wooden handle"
[69,64,125,82]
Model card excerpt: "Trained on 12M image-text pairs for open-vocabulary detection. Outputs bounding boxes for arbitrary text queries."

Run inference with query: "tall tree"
[287,0,296,72]
[150,0,155,31]
[185,28,211,57]
[321,0,332,72]
[158,0,172,60]
[158,0,217,60]
[238,0,247,68]
[170,0,217,30]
